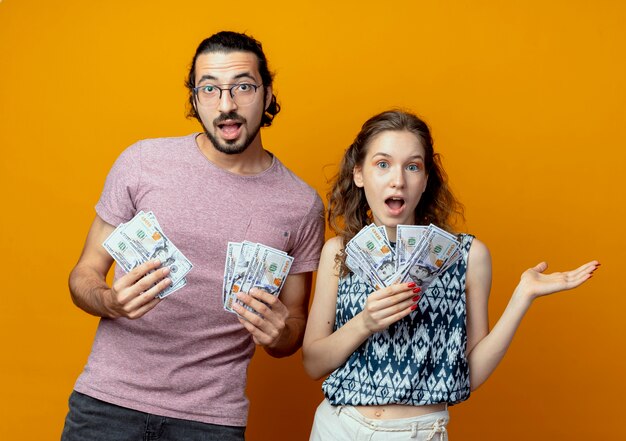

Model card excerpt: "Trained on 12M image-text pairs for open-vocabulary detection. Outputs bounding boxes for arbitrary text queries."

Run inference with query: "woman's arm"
[302,237,417,380]
[465,238,599,390]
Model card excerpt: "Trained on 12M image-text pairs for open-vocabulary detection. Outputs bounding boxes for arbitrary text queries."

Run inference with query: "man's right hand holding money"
[104,259,171,319]
[69,216,171,319]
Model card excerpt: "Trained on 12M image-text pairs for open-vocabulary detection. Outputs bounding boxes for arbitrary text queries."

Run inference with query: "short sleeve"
[95,142,142,226]
[288,194,325,274]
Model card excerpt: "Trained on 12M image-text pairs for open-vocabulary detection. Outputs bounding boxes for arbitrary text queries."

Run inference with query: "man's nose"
[218,90,238,113]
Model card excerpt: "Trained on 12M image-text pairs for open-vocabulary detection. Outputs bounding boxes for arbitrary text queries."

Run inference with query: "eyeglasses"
[192,83,263,106]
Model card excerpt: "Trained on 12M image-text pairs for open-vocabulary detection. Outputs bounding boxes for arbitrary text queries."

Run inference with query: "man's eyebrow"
[233,72,257,82]
[197,74,218,83]
[196,72,258,84]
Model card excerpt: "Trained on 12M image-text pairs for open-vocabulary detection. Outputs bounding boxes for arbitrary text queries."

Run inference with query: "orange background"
[1,1,625,439]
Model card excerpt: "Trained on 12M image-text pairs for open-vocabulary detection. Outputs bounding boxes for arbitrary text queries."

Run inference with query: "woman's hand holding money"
[358,282,421,334]
[105,259,171,319]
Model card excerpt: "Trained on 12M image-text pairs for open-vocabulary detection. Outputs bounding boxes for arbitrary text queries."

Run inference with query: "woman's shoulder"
[466,236,492,275]
[323,236,344,254]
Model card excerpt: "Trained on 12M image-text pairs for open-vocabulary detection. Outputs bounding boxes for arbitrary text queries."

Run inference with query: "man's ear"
[264,85,273,111]
[353,165,364,188]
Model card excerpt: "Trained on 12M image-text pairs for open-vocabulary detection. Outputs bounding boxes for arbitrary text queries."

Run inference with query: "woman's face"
[353,130,428,233]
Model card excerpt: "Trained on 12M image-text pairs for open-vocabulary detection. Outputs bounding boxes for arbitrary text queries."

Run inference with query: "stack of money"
[223,241,294,314]
[102,211,193,299]
[345,224,461,292]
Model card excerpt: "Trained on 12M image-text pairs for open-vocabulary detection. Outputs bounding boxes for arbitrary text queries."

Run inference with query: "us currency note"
[346,252,378,287]
[157,277,188,299]
[223,241,295,315]
[393,225,459,290]
[396,225,428,271]
[346,224,395,286]
[234,246,294,315]
[225,241,260,312]
[345,223,461,293]
[250,247,293,295]
[223,242,242,305]
[103,211,193,298]
[120,212,193,287]
[102,222,143,272]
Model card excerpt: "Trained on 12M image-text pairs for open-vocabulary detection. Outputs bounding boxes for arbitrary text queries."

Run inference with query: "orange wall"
[1,1,624,439]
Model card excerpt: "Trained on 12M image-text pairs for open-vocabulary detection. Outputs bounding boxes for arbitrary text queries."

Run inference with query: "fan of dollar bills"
[102,211,194,299]
[346,224,461,292]
[222,241,294,314]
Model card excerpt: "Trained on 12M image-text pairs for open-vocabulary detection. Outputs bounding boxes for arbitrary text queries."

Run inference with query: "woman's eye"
[376,161,389,169]
[407,164,420,172]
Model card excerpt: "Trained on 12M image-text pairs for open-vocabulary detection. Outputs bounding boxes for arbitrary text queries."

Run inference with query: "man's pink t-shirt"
[73,134,325,426]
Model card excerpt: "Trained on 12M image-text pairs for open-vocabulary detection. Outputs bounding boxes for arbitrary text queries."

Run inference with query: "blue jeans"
[61,391,246,441]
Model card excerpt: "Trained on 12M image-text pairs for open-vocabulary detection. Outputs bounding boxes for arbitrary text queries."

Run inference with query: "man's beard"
[203,111,262,155]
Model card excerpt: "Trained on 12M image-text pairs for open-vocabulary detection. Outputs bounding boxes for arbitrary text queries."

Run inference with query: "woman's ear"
[353,165,364,188]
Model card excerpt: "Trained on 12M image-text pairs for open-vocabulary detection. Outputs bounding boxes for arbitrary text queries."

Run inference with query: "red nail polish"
[410,304,418,311]
[407,282,416,288]
[413,287,421,293]
[412,295,420,302]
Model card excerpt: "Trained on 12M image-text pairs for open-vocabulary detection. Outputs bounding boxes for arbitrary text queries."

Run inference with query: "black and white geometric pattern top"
[322,234,474,406]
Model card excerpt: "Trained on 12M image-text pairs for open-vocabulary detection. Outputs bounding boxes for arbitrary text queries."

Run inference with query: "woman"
[302,110,598,440]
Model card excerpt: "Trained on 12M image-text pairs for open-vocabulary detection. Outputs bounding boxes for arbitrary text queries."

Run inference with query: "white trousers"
[309,399,449,441]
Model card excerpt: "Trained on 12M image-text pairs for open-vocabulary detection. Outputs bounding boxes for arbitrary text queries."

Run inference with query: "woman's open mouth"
[385,197,405,215]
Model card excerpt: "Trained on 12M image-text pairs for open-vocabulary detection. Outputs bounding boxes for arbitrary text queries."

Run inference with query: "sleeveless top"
[322,234,474,406]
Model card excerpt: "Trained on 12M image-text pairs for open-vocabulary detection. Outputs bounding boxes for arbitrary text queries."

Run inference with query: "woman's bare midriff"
[354,403,447,420]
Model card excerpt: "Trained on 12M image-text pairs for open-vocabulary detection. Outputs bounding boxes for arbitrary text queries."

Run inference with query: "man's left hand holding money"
[233,272,312,357]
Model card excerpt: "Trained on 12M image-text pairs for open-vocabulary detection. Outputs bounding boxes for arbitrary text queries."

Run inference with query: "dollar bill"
[346,252,379,287]
[396,225,428,271]
[102,222,144,272]
[345,223,460,293]
[223,242,242,306]
[102,211,193,298]
[346,224,395,286]
[222,242,294,315]
[224,241,261,312]
[157,277,188,299]
[235,246,294,315]
[393,225,459,290]
[250,247,293,295]
[120,212,193,287]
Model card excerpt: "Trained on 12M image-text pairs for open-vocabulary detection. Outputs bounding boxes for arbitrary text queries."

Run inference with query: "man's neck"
[195,133,273,175]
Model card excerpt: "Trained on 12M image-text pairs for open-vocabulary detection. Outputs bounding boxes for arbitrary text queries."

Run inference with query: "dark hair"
[185,31,280,127]
[328,109,465,274]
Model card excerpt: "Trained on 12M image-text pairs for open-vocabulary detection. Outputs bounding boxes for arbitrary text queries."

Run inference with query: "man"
[61,31,325,440]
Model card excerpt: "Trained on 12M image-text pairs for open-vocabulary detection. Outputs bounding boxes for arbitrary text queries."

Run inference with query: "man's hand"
[69,215,171,319]
[233,288,289,347]
[105,259,171,319]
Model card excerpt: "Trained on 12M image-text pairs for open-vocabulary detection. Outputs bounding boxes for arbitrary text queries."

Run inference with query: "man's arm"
[69,215,172,319]
[233,271,312,358]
